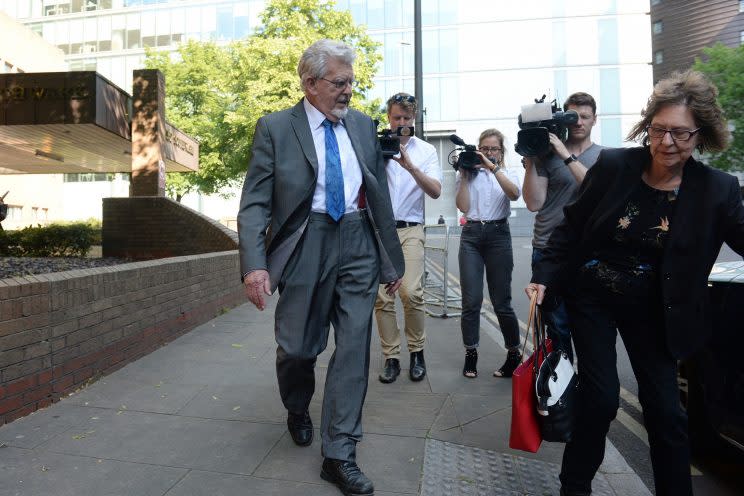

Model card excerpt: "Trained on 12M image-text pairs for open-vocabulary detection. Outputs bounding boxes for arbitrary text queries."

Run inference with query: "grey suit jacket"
[237,99,404,291]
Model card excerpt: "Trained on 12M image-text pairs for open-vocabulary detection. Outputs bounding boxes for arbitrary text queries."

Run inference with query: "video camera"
[448,134,481,171]
[515,95,578,157]
[378,126,415,159]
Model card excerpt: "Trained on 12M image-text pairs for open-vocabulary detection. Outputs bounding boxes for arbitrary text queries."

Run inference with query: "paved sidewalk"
[0,295,649,496]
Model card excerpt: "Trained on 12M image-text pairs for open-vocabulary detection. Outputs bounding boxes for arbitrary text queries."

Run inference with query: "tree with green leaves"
[145,0,383,201]
[693,43,744,172]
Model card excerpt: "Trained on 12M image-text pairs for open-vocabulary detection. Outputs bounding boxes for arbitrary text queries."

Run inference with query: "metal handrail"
[423,224,462,318]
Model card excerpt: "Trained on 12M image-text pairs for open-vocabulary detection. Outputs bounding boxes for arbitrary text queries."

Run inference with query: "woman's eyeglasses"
[646,126,700,141]
[393,94,416,103]
[478,146,502,153]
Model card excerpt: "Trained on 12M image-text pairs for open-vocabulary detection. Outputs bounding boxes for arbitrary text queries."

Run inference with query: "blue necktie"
[322,119,345,222]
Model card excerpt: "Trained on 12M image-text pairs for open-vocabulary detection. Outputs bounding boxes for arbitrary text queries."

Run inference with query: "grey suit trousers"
[275,210,379,462]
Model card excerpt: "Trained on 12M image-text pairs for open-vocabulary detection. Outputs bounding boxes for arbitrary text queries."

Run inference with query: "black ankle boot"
[409,350,426,381]
[493,349,522,378]
[379,358,401,383]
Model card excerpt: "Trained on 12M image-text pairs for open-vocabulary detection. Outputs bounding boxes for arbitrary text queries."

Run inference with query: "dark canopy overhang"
[0,71,198,174]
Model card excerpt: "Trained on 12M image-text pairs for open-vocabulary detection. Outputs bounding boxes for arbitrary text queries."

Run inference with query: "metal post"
[414,0,423,139]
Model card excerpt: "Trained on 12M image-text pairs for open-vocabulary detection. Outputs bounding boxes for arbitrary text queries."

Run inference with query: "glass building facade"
[1,0,653,225]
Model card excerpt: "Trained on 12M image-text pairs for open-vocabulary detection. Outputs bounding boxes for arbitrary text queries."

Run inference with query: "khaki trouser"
[374,225,426,359]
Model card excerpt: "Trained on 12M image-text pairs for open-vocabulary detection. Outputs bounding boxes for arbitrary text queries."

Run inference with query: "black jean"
[458,221,520,349]
[532,247,574,363]
[560,288,691,496]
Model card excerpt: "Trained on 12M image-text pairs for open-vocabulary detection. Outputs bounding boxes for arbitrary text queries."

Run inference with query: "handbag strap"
[519,292,539,363]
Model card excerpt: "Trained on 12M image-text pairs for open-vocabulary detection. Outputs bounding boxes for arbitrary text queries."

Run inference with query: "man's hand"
[391,145,413,171]
[548,133,570,161]
[525,283,546,304]
[384,278,403,296]
[244,269,272,311]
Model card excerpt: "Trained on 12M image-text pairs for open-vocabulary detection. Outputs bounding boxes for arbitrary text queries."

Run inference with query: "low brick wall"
[0,251,244,425]
[102,197,238,259]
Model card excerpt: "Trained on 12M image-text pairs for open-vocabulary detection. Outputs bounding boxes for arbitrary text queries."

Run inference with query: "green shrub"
[0,222,98,257]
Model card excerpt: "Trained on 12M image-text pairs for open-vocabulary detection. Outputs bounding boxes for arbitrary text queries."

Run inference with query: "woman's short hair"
[627,70,728,152]
[298,39,356,91]
[478,128,505,166]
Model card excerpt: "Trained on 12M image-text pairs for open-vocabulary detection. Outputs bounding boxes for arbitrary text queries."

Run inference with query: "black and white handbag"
[535,348,578,443]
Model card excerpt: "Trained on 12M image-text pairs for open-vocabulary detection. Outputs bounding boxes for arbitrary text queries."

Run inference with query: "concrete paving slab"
[254,431,425,494]
[362,390,447,437]
[38,409,285,475]
[0,446,187,496]
[0,404,91,449]
[164,470,339,496]
[176,383,286,422]
[69,377,205,415]
[354,433,426,494]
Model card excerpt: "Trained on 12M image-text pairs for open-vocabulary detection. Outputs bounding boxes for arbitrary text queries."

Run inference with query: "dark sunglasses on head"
[393,94,416,103]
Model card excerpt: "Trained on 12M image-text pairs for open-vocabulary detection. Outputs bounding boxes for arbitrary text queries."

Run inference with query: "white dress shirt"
[385,136,441,223]
[456,166,521,221]
[304,99,363,214]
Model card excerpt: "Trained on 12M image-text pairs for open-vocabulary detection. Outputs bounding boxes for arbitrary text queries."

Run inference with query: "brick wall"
[102,197,238,259]
[0,251,244,425]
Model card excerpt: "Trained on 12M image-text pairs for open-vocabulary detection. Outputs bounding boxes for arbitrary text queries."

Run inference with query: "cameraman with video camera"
[522,92,603,363]
[375,92,442,384]
[455,129,521,379]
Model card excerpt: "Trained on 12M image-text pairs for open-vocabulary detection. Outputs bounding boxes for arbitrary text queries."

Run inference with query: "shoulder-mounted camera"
[515,95,578,157]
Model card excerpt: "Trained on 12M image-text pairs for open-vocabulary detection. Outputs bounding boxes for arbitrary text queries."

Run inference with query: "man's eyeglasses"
[393,94,416,104]
[319,77,358,89]
[646,126,701,142]
[479,146,502,153]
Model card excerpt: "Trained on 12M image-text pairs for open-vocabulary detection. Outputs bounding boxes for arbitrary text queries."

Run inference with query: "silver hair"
[298,39,356,91]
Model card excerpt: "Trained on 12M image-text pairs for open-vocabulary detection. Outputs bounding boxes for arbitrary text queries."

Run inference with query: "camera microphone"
[449,134,467,146]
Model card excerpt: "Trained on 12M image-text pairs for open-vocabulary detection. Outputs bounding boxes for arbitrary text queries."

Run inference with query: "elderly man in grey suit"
[238,39,404,496]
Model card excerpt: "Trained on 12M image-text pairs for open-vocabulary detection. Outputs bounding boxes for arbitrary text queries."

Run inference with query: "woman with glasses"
[527,70,744,496]
[455,129,522,378]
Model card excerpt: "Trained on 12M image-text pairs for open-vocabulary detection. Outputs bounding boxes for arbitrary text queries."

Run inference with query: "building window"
[63,173,115,182]
[741,31,744,45]
[651,0,661,5]
[653,21,663,34]
[44,2,71,16]
[655,50,664,64]
[740,0,744,13]
[7,206,22,221]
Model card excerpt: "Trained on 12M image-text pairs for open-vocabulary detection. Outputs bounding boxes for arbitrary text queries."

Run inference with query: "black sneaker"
[493,349,522,378]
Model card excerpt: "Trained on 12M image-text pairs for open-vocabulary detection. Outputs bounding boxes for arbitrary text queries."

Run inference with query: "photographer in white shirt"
[375,92,442,384]
[455,129,522,379]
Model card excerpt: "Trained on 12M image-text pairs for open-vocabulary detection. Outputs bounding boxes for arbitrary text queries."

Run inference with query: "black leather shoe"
[409,350,426,381]
[378,358,400,383]
[321,458,374,495]
[287,410,313,446]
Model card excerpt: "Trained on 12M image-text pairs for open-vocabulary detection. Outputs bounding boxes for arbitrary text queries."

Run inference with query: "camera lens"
[516,128,550,157]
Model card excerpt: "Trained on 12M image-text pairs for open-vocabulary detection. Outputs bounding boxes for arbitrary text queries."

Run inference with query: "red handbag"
[509,293,552,453]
